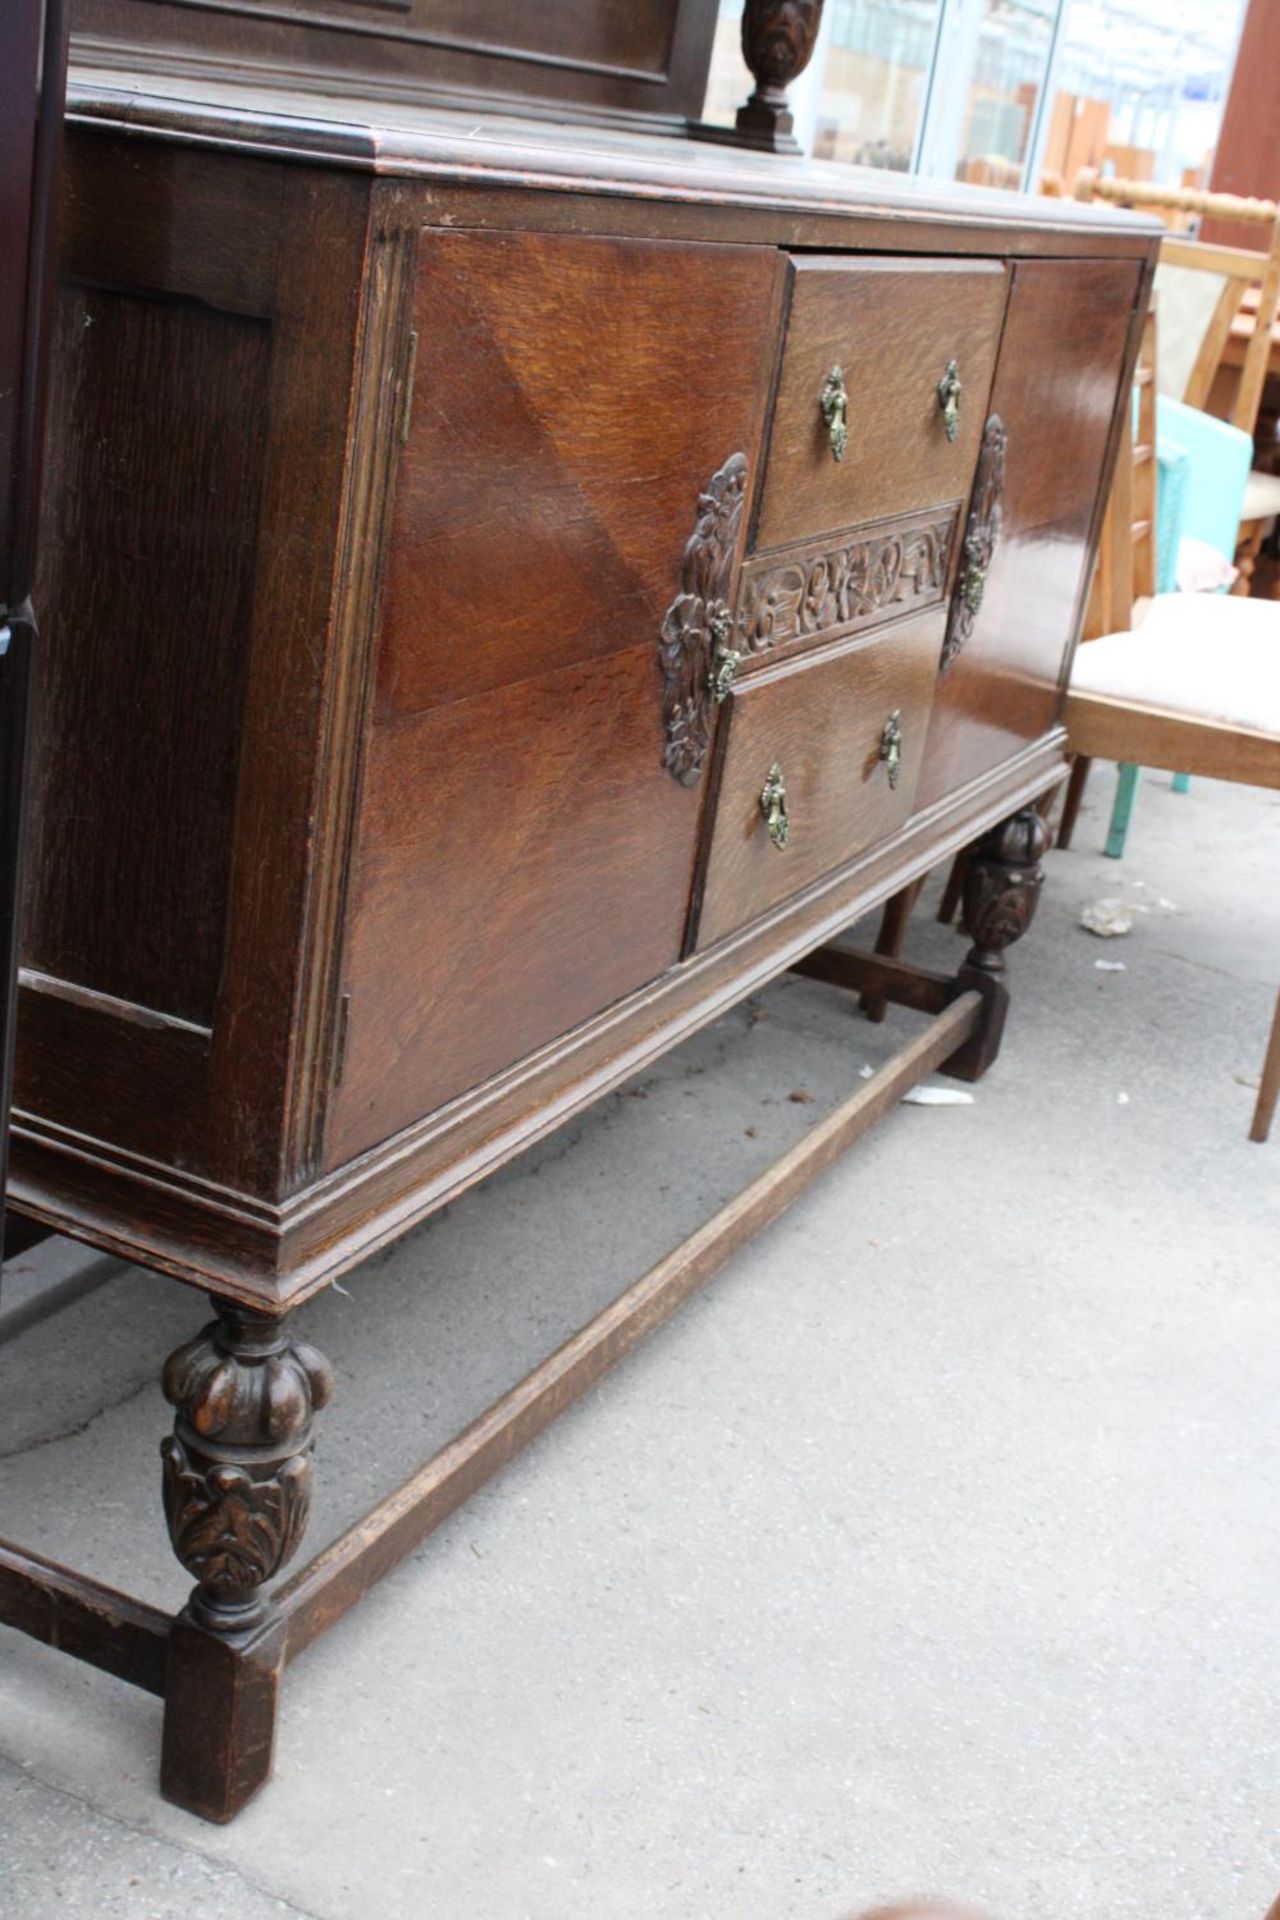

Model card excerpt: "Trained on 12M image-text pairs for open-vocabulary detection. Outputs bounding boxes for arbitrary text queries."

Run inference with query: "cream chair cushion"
[1070,592,1280,735]
[1242,468,1280,523]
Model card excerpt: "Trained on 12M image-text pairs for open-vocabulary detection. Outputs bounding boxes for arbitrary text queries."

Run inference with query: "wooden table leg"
[159,1299,334,1821]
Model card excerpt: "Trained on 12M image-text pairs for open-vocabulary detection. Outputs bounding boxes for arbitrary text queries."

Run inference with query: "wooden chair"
[1061,314,1280,1142]
[1074,171,1280,594]
[918,306,1280,1141]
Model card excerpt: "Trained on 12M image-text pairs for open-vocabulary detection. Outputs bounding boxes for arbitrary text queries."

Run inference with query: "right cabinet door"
[915,258,1142,809]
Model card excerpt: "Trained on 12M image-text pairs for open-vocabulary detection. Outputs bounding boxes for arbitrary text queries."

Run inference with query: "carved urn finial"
[736,0,826,153]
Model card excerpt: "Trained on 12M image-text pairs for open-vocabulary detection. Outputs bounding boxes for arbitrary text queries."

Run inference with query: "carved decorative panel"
[941,414,1007,674]
[736,507,956,667]
[659,452,749,786]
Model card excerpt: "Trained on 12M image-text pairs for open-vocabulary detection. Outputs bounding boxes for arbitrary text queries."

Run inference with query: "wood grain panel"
[754,257,1008,553]
[694,609,944,950]
[379,226,785,717]
[26,286,270,1025]
[917,258,1142,808]
[327,643,706,1166]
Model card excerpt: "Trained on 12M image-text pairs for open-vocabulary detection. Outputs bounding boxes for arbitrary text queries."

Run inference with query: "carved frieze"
[737,509,956,662]
[659,451,748,786]
[941,413,1008,674]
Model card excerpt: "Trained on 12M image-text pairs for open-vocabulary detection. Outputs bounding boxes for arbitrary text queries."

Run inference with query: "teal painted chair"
[1101,396,1254,858]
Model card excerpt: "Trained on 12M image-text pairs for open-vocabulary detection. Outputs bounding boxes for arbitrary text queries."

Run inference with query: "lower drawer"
[692,607,944,950]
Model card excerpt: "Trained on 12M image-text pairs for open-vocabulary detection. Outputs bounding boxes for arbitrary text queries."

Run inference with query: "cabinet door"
[916,258,1142,809]
[327,227,785,1167]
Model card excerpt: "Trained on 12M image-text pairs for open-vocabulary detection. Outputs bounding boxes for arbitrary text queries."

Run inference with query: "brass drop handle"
[761,762,790,849]
[820,365,849,463]
[936,359,962,442]
[878,710,903,790]
[707,605,741,704]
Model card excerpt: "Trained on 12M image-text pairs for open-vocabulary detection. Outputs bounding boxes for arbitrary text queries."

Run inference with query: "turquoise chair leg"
[1105,762,1141,859]
[1172,772,1191,793]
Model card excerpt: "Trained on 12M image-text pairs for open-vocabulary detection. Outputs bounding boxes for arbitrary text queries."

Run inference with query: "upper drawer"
[693,605,944,951]
[753,257,1009,553]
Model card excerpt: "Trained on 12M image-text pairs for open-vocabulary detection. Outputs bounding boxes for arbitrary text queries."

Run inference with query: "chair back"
[1074,172,1280,441]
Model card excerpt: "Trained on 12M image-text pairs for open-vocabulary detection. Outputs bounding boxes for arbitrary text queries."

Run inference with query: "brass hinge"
[332,991,351,1088]
[397,328,419,445]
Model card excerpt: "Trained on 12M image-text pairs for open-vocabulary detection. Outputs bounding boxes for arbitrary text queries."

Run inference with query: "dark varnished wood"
[917,258,1145,808]
[0,1543,169,1696]
[72,0,721,125]
[753,256,1007,553]
[328,644,715,1164]
[13,133,371,1200]
[0,47,1159,1827]
[379,227,785,718]
[694,609,944,950]
[8,730,1079,1305]
[28,287,270,1025]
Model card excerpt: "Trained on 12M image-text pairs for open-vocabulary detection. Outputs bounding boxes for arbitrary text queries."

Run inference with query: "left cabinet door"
[327,225,786,1168]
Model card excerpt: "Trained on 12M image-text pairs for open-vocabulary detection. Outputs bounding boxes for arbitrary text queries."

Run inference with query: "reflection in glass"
[956,0,1053,191]
[813,0,942,172]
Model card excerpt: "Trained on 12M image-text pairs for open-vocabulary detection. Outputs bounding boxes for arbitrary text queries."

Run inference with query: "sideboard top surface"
[65,70,1160,255]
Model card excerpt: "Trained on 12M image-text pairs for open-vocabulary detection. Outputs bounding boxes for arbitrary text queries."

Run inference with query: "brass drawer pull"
[878,709,903,790]
[707,607,742,704]
[761,762,790,849]
[820,365,849,463]
[936,359,962,442]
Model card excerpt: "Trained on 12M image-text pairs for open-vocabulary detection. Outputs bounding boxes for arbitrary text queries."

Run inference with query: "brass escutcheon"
[878,710,903,790]
[820,366,849,463]
[761,762,790,849]
[936,359,962,442]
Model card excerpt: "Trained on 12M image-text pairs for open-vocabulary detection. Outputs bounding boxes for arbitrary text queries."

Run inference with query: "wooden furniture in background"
[1075,170,1280,594]
[1206,0,1280,244]
[0,16,1156,1823]
[1062,324,1280,1141]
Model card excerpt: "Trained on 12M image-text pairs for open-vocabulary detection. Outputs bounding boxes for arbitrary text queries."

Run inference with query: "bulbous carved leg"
[159,1301,334,1822]
[945,805,1050,1082]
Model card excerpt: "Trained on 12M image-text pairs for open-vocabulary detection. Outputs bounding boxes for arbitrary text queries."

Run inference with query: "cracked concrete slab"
[1,768,1278,1920]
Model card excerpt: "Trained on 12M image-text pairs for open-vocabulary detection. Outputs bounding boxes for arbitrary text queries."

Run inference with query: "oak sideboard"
[0,24,1158,1820]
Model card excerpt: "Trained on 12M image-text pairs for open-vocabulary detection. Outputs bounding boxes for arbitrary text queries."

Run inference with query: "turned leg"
[944,805,1049,1083]
[159,1299,333,1821]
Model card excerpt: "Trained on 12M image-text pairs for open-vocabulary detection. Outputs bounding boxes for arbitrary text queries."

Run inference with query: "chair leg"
[1056,755,1091,852]
[1104,762,1141,860]
[859,877,924,1023]
[1250,990,1280,1144]
[936,851,968,926]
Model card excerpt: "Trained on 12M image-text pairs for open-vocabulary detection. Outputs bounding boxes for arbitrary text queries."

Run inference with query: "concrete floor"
[1,765,1278,1920]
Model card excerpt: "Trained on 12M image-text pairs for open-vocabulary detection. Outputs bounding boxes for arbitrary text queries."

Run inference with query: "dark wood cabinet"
[0,39,1161,1823]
